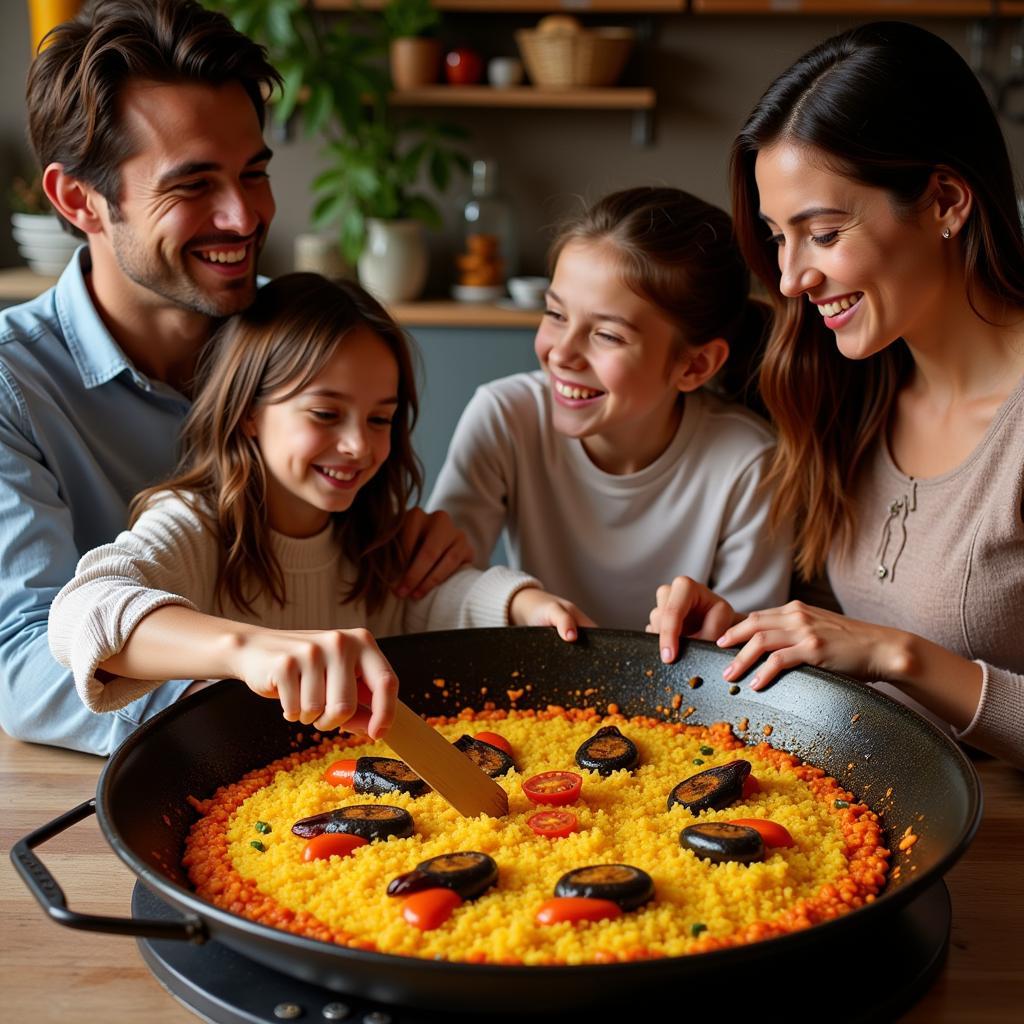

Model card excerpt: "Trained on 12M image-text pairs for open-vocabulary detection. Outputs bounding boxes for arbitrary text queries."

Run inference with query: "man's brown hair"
[26,0,280,225]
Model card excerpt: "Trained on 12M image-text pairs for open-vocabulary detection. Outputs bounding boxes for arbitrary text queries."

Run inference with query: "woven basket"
[515,27,634,89]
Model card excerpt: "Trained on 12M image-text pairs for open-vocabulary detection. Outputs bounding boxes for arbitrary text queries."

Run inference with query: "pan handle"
[10,798,206,943]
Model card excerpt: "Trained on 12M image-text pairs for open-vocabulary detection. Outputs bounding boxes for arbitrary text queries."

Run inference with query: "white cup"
[488,57,524,89]
[508,276,550,309]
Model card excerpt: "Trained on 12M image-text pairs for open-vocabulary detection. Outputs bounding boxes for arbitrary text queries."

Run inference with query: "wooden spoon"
[382,700,509,818]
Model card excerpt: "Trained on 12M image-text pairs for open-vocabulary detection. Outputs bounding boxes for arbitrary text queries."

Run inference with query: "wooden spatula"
[382,700,509,818]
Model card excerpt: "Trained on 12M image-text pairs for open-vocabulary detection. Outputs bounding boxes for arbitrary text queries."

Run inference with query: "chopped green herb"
[690,922,707,937]
[728,684,740,695]
[249,840,266,852]
[254,821,272,834]
[699,746,714,756]
[692,758,705,766]
[834,799,850,809]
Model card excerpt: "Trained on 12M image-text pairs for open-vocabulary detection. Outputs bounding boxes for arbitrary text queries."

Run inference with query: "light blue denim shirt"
[0,248,193,754]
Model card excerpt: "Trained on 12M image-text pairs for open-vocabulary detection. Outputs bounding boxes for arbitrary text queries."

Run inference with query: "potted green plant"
[8,173,80,277]
[205,0,467,302]
[384,0,442,91]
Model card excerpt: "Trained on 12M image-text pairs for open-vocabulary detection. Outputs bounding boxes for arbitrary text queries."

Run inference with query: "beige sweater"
[828,372,1024,769]
[48,492,540,714]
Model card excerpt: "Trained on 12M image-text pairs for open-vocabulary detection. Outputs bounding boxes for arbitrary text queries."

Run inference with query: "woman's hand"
[647,576,739,662]
[394,508,474,599]
[716,601,909,690]
[509,587,596,642]
[226,625,398,738]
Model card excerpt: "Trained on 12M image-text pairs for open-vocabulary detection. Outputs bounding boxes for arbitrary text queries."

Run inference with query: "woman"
[650,21,1024,768]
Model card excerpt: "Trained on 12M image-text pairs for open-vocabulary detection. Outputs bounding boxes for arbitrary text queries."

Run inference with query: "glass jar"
[455,159,516,297]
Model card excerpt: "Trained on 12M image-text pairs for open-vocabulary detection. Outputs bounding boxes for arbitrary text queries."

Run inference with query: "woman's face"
[534,239,690,474]
[249,327,399,538]
[754,143,949,359]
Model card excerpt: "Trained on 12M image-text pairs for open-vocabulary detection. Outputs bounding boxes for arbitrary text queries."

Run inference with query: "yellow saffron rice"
[183,708,889,964]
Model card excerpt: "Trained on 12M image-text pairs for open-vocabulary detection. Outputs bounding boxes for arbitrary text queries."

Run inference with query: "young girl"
[428,187,791,629]
[48,273,586,739]
[650,22,1024,768]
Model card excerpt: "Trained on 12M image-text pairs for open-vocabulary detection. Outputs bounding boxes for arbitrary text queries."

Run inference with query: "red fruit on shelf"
[445,48,483,85]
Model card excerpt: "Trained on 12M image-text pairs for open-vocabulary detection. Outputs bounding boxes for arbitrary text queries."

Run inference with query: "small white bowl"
[452,284,506,304]
[488,57,524,89]
[507,276,550,309]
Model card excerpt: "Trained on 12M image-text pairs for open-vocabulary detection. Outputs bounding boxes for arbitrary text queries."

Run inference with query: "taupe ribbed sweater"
[828,372,1024,769]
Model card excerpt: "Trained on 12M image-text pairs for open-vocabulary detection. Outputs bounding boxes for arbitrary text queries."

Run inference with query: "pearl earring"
[942,227,952,239]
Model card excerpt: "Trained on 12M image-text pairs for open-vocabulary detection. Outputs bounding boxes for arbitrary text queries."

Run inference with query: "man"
[0,0,466,755]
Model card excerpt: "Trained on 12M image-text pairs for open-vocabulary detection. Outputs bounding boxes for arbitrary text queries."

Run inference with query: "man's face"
[100,79,275,318]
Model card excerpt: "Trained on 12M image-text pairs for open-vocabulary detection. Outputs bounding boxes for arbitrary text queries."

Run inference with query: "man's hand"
[395,508,474,599]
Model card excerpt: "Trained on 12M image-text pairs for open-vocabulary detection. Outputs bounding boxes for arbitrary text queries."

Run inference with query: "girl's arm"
[427,383,517,569]
[101,605,397,738]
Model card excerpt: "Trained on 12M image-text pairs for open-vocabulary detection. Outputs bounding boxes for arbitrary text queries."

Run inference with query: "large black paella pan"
[14,628,981,1011]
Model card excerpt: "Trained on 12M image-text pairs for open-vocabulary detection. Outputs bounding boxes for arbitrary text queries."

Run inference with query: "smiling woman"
[651,21,1024,770]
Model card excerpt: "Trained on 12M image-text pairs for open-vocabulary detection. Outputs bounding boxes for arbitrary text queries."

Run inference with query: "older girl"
[48,274,586,738]
[429,187,791,629]
[651,22,1024,767]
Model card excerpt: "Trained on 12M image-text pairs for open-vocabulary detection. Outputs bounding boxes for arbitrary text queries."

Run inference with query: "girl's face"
[535,240,691,474]
[754,142,949,359]
[249,326,399,538]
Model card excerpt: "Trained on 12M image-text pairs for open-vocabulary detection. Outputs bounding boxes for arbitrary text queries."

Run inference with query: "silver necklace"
[875,479,917,583]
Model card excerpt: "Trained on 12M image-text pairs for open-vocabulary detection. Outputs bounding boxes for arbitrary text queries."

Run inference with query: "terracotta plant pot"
[389,37,441,91]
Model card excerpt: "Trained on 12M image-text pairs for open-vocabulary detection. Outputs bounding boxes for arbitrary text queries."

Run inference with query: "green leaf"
[303,82,334,135]
[312,192,349,228]
[403,195,441,229]
[428,149,450,193]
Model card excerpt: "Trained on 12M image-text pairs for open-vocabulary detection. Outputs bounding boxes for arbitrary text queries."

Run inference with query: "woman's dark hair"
[730,20,1024,578]
[132,273,423,616]
[27,0,280,229]
[550,186,768,403]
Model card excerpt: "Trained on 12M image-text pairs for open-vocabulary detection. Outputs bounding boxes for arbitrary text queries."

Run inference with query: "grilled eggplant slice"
[554,864,654,911]
[387,851,498,901]
[575,725,639,775]
[454,734,515,777]
[679,822,765,865]
[667,759,751,813]
[291,804,414,841]
[354,756,429,797]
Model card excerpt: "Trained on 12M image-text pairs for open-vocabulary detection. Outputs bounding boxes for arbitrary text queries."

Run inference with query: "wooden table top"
[2,728,1022,1022]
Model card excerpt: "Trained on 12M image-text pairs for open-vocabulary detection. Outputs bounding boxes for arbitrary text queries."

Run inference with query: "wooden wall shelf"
[692,1,1024,13]
[389,85,655,109]
[314,2,684,11]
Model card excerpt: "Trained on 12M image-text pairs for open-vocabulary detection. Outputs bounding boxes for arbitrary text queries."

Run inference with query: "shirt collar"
[54,246,145,390]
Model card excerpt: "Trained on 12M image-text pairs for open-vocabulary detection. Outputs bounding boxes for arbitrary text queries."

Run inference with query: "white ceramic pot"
[356,218,428,304]
[11,212,80,276]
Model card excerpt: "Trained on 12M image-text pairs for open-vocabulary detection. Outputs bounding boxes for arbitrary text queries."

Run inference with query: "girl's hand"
[509,587,596,642]
[227,626,398,738]
[395,507,474,599]
[647,576,739,662]
[717,601,908,691]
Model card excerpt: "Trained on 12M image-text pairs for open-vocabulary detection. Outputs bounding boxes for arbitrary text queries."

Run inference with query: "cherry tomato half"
[535,897,622,926]
[728,818,795,849]
[527,809,578,839]
[302,833,368,862]
[741,774,761,800]
[324,758,357,787]
[474,731,513,756]
[401,888,463,930]
[522,771,582,807]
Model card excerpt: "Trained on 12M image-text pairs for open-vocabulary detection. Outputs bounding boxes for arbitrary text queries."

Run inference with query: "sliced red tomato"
[728,818,795,848]
[323,758,357,787]
[527,809,578,839]
[474,731,513,755]
[302,833,368,861]
[401,888,463,930]
[741,774,761,799]
[522,770,582,807]
[535,897,622,926]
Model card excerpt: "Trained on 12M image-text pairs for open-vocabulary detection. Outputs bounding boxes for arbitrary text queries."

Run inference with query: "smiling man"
[0,0,465,755]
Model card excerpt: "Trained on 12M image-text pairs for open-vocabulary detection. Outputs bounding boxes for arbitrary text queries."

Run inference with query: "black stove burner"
[133,881,950,1024]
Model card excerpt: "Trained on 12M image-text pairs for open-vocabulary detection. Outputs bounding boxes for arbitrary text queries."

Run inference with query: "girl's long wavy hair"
[132,273,423,615]
[549,187,770,409]
[730,21,1024,580]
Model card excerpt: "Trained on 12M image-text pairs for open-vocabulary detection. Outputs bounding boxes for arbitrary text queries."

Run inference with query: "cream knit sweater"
[48,492,540,714]
[828,372,1024,769]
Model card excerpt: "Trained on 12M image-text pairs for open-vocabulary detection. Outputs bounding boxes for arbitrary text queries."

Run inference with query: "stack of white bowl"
[11,213,80,276]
